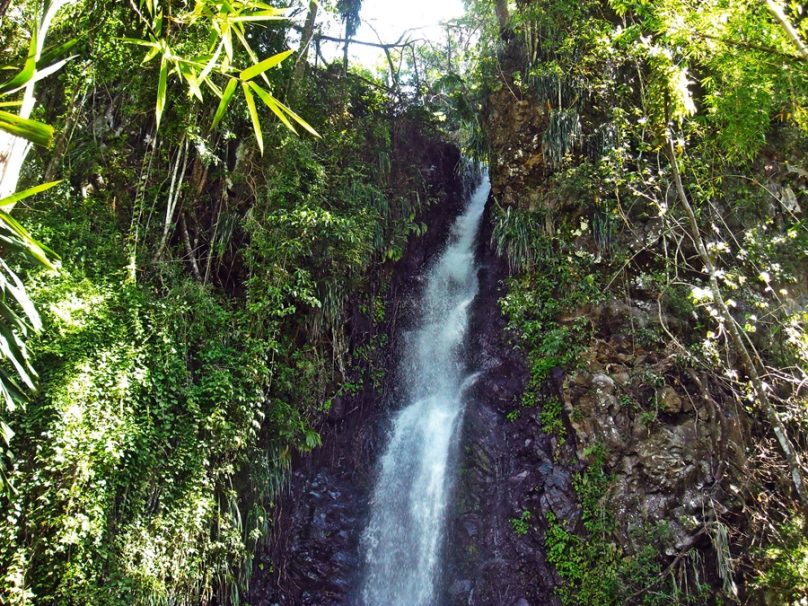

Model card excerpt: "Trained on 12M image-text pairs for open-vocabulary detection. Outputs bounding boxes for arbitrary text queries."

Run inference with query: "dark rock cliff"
[442,198,569,606]
[247,141,578,605]
[248,142,469,605]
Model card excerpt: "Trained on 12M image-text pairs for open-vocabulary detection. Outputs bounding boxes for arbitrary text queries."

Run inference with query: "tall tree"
[337,0,362,71]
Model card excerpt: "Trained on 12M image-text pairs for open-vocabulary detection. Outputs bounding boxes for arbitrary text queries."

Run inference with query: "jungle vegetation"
[0,0,806,605]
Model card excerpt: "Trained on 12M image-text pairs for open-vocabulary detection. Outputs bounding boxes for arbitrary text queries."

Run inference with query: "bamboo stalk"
[765,0,808,60]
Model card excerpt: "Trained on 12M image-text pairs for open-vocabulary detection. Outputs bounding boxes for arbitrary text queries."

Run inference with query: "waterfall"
[358,170,491,605]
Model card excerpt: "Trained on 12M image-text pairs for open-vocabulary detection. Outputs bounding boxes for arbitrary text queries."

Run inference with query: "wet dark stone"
[449,579,473,597]
[248,152,574,605]
[247,142,467,606]
[441,198,571,606]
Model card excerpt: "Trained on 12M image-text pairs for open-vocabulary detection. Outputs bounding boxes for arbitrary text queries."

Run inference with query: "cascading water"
[358,170,491,605]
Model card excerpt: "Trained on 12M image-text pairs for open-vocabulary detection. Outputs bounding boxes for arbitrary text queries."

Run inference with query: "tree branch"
[313,33,421,50]
[667,135,808,513]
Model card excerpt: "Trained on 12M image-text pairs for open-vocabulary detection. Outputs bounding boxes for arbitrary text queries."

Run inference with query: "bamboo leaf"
[0,420,14,446]
[156,55,168,130]
[223,28,233,60]
[0,323,35,390]
[241,81,263,154]
[198,37,225,83]
[240,49,293,81]
[0,259,42,331]
[0,26,38,94]
[0,110,54,147]
[0,181,61,210]
[212,78,238,128]
[229,11,288,23]
[249,82,296,133]
[1,57,76,95]
[0,367,28,411]
[38,36,80,67]
[0,211,58,270]
[141,44,161,64]
[268,96,320,138]
[121,36,160,49]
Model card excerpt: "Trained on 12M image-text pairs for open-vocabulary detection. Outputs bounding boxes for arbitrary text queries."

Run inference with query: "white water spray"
[359,172,491,605]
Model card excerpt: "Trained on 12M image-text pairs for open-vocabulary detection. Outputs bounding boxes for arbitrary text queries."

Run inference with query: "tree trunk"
[287,0,319,100]
[0,0,12,21]
[765,0,808,60]
[343,20,350,74]
[495,0,510,38]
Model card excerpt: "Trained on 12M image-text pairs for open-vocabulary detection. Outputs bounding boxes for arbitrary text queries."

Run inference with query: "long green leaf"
[0,211,58,270]
[0,296,31,336]
[241,81,263,155]
[0,367,28,411]
[240,49,293,81]
[0,181,61,211]
[212,78,238,128]
[38,36,80,68]
[121,36,161,49]
[0,419,14,446]
[0,259,43,330]
[0,323,35,390]
[0,27,38,94]
[266,96,320,138]
[156,55,168,130]
[229,12,288,23]
[0,111,54,147]
[249,82,295,133]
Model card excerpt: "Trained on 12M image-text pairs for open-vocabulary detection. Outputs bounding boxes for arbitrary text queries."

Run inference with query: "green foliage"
[539,397,566,444]
[510,510,533,537]
[0,3,446,599]
[469,0,808,601]
[126,0,317,148]
[336,0,363,38]
[545,446,708,605]
[497,208,602,420]
[0,183,304,603]
[750,519,808,603]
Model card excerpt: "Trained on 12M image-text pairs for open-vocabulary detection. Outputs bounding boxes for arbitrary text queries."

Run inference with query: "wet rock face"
[269,469,363,604]
[560,302,748,554]
[485,92,549,209]
[247,142,466,605]
[441,202,570,606]
[248,166,578,605]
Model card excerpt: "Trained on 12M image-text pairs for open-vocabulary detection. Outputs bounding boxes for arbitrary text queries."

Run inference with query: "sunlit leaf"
[0,210,58,270]
[156,55,168,129]
[240,49,293,81]
[0,322,36,390]
[229,11,288,23]
[0,110,54,147]
[0,26,38,94]
[249,81,295,132]
[223,27,233,60]
[267,95,320,137]
[241,80,263,154]
[0,181,62,211]
[0,367,27,411]
[212,78,238,128]
[0,420,14,446]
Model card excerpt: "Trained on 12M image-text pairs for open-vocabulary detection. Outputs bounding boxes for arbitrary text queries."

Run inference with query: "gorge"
[0,1,807,606]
